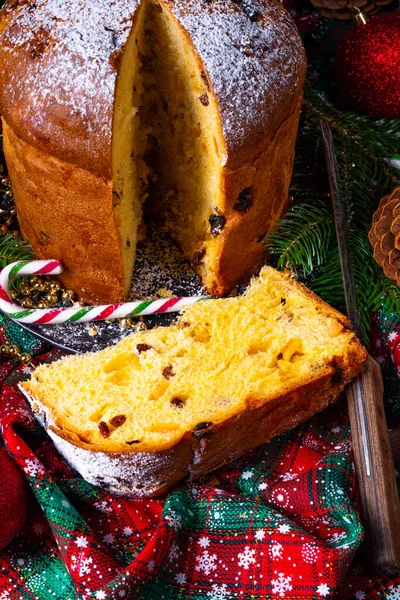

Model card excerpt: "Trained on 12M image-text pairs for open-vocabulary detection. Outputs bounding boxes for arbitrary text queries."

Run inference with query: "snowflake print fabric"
[385,585,400,600]
[271,572,293,597]
[0,311,399,599]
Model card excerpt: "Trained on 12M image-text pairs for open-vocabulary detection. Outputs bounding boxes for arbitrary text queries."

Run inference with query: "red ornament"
[334,13,400,119]
[0,448,29,550]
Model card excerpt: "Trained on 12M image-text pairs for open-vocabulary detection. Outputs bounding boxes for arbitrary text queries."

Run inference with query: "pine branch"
[310,234,376,343]
[370,268,400,317]
[0,233,33,268]
[268,204,333,277]
[304,82,400,164]
[0,233,34,290]
[267,81,400,346]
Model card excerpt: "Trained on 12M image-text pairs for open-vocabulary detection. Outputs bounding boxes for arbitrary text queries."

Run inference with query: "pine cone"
[368,187,400,286]
[310,0,391,20]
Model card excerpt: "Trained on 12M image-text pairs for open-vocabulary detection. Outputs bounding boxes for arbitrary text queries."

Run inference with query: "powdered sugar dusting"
[46,430,183,497]
[168,0,306,153]
[0,0,305,170]
[129,222,203,299]
[0,0,140,172]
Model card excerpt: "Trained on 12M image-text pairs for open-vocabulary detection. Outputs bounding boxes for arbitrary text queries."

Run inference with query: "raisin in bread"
[21,267,367,497]
[0,0,306,303]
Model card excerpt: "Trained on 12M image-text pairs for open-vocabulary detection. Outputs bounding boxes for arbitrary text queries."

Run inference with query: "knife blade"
[320,120,400,574]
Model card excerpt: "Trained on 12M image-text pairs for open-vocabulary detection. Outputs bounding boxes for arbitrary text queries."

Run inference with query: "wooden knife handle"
[347,355,400,575]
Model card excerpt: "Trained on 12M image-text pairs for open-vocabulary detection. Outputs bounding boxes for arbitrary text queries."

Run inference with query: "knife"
[320,120,400,575]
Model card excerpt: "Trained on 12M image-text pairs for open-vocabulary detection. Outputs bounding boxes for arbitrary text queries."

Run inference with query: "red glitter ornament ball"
[334,13,400,119]
[0,448,29,550]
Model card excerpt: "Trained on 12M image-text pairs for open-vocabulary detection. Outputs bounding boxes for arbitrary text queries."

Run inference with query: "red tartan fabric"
[0,321,399,599]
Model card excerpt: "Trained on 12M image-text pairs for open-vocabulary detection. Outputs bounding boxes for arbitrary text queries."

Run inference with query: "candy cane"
[0,260,209,325]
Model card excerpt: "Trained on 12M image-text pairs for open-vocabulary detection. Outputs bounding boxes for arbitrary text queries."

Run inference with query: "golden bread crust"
[3,121,124,304]
[209,95,303,295]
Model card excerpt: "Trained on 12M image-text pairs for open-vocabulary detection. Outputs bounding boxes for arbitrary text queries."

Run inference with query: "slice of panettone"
[20,266,367,497]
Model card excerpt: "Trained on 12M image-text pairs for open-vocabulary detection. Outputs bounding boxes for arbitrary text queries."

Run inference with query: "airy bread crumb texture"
[111,0,225,297]
[23,267,367,454]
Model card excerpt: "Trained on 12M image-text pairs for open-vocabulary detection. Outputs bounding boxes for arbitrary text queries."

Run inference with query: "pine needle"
[0,233,34,291]
[267,81,400,347]
[268,204,333,277]
[0,233,34,269]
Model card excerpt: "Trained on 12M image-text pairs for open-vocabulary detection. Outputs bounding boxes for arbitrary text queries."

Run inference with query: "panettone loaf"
[21,267,367,497]
[0,0,306,303]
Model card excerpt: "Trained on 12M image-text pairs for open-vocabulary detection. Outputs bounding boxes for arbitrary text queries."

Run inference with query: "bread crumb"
[157,288,173,298]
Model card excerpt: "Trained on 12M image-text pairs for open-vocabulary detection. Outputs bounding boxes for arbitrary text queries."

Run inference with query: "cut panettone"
[21,267,367,497]
[0,0,306,303]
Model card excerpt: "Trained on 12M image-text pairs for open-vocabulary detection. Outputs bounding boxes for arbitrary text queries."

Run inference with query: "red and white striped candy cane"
[0,260,209,325]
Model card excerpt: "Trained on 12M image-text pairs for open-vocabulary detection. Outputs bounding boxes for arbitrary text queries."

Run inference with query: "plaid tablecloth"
[0,312,399,600]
